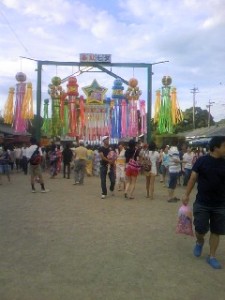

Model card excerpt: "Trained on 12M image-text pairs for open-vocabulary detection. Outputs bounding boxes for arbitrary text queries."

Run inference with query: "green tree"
[174,106,215,133]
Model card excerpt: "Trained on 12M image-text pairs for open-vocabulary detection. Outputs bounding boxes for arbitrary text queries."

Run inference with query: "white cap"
[102,135,109,141]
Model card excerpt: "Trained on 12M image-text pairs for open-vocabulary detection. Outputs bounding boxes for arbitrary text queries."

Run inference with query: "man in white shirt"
[26,137,49,193]
[182,146,194,186]
[167,146,181,202]
[14,145,22,172]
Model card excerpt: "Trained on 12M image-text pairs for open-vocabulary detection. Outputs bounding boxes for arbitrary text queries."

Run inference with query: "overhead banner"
[79,53,111,63]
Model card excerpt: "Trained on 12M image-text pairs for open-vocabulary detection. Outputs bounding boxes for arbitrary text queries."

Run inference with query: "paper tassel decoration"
[155,76,183,134]
[41,99,51,136]
[111,79,124,139]
[4,87,15,124]
[67,77,79,137]
[171,88,183,124]
[48,76,63,137]
[139,100,147,134]
[21,82,34,119]
[62,99,69,136]
[14,72,27,132]
[125,78,141,137]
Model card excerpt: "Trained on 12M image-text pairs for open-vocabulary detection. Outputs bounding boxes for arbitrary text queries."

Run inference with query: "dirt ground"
[0,170,225,300]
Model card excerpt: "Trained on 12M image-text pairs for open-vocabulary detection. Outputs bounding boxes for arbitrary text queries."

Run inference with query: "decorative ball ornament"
[129,78,138,88]
[15,72,26,82]
[51,76,62,86]
[162,76,172,86]
[67,76,79,97]
[68,77,77,85]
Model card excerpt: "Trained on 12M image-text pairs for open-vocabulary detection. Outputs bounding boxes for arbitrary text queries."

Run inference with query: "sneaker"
[101,195,106,199]
[167,198,178,203]
[193,242,204,257]
[41,189,49,193]
[206,256,222,269]
[31,189,36,193]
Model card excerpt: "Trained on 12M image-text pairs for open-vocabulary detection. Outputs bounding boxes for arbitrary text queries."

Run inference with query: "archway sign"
[31,54,168,143]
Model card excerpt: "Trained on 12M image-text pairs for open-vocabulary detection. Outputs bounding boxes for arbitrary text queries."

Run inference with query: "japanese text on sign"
[80,53,111,63]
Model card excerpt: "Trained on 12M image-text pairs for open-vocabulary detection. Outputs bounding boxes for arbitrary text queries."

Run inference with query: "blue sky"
[0,0,225,121]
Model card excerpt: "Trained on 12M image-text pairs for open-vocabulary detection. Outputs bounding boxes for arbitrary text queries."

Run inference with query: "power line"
[0,8,30,55]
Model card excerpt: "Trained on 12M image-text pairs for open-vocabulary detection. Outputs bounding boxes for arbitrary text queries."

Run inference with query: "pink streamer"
[140,100,147,134]
[14,82,27,133]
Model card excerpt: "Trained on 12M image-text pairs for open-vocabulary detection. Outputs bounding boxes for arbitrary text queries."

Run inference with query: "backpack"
[30,147,42,165]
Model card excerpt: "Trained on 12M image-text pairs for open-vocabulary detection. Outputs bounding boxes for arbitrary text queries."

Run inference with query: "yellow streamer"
[3,87,15,124]
[154,90,161,123]
[171,88,183,124]
[21,82,34,119]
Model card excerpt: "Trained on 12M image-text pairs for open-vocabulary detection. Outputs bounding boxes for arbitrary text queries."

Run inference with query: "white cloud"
[0,0,225,122]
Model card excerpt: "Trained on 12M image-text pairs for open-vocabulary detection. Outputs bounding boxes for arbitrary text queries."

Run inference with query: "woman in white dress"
[144,142,160,199]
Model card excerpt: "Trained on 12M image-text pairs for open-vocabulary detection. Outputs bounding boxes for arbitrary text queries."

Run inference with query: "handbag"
[128,150,141,171]
[29,147,42,165]
[141,150,152,172]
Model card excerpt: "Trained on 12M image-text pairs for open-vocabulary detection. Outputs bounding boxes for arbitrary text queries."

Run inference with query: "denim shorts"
[168,172,178,189]
[193,202,225,235]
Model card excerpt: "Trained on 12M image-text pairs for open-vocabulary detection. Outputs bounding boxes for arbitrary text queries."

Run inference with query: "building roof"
[179,125,225,139]
[0,124,31,136]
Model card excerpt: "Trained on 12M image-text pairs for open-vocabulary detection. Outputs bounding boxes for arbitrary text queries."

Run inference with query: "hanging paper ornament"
[14,72,27,132]
[82,79,107,105]
[154,90,161,123]
[112,78,124,100]
[62,99,69,136]
[3,87,15,124]
[139,100,147,134]
[48,76,64,137]
[125,78,142,101]
[41,99,51,136]
[171,88,183,124]
[21,82,34,119]
[67,77,79,137]
[156,76,183,134]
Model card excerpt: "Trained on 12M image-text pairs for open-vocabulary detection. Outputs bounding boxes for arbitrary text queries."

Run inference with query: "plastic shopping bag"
[176,205,194,237]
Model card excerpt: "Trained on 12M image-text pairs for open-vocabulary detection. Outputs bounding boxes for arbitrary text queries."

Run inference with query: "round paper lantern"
[51,76,61,86]
[129,78,138,88]
[162,76,172,86]
[15,72,26,82]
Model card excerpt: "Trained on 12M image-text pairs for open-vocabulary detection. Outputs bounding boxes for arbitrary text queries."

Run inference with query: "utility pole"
[190,87,199,129]
[206,100,215,128]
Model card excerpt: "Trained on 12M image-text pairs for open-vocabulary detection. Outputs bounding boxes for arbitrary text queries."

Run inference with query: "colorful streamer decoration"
[3,87,15,124]
[139,100,147,134]
[14,72,27,133]
[154,76,183,134]
[21,82,34,119]
[41,99,51,136]
[125,78,142,137]
[48,76,63,137]
[110,79,124,139]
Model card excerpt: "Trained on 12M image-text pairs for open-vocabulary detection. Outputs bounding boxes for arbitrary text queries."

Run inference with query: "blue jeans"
[183,168,192,186]
[100,165,115,195]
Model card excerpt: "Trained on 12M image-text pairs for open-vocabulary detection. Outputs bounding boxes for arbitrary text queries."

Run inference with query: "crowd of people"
[1,135,225,270]
[0,136,209,198]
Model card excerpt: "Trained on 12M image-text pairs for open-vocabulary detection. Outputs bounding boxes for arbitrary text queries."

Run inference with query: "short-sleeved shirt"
[74,146,88,160]
[26,145,43,159]
[99,146,110,166]
[192,155,225,207]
